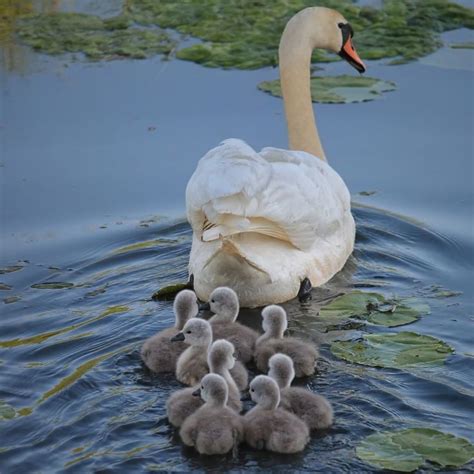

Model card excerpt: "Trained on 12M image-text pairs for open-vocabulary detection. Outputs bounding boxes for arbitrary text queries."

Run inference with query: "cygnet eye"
[186,330,192,334]
[211,299,215,303]
[251,388,255,392]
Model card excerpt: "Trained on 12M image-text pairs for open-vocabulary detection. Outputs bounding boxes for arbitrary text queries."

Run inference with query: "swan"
[185,7,365,308]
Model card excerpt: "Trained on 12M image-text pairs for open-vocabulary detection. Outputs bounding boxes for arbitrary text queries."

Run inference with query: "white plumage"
[186,139,355,307]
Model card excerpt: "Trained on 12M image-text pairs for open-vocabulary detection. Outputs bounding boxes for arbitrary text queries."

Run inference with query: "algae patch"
[259,75,396,104]
[331,331,453,368]
[0,400,16,420]
[356,428,474,471]
[17,12,176,61]
[15,1,474,69]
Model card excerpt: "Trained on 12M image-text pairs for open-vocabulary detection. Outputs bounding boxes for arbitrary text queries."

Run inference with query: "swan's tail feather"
[202,216,291,244]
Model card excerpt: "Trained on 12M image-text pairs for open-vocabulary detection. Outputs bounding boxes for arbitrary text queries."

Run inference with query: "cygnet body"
[180,374,244,455]
[141,289,198,373]
[268,353,333,430]
[203,287,258,364]
[172,319,248,389]
[166,339,242,427]
[254,305,318,377]
[244,375,309,453]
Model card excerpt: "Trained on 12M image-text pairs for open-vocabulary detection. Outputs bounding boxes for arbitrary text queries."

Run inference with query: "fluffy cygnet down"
[244,375,309,453]
[166,339,242,427]
[180,373,244,455]
[201,287,258,363]
[254,305,318,377]
[141,289,198,373]
[172,318,248,390]
[268,353,333,430]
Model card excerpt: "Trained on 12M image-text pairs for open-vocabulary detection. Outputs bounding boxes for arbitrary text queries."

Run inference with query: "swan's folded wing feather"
[186,141,351,252]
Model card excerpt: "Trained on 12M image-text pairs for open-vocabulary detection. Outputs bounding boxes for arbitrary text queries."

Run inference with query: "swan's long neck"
[279,8,330,161]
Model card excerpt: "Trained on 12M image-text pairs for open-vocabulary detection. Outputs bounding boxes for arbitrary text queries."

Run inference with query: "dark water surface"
[1,1,473,472]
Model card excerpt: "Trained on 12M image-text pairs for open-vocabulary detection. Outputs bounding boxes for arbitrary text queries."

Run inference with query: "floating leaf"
[0,265,23,274]
[331,332,453,369]
[356,428,474,472]
[31,282,74,290]
[3,296,21,304]
[258,75,396,104]
[0,401,16,420]
[320,291,429,327]
[0,283,12,290]
[152,282,191,301]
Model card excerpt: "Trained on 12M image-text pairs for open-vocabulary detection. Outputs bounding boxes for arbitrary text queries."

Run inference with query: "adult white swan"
[186,7,365,307]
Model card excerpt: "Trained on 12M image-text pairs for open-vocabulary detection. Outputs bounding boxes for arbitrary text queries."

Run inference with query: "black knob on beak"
[170,332,185,342]
[192,388,201,397]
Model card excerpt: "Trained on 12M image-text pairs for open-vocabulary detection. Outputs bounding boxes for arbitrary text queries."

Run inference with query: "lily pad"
[0,401,16,420]
[0,265,23,274]
[331,331,453,368]
[152,282,192,301]
[31,282,74,290]
[319,291,429,327]
[258,75,396,104]
[356,428,474,472]
[17,12,176,61]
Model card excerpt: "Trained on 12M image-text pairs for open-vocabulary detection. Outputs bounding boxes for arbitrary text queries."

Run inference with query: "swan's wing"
[186,138,272,233]
[186,140,351,251]
[257,147,352,250]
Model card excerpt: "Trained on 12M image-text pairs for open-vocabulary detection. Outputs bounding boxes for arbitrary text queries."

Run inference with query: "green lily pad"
[0,401,16,420]
[450,42,474,49]
[17,12,176,61]
[31,282,74,290]
[152,282,192,301]
[0,265,23,274]
[258,75,396,104]
[356,428,474,472]
[331,332,453,368]
[320,291,429,327]
[15,1,474,69]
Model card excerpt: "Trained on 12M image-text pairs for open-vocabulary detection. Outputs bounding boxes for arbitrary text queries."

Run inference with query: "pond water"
[0,2,473,472]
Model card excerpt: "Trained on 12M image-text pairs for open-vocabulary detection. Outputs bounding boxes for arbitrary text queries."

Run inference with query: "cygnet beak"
[170,332,185,342]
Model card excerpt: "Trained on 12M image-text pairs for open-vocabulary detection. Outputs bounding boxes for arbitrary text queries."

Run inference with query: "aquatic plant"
[14,1,474,67]
[258,75,396,104]
[331,331,453,368]
[319,291,429,326]
[356,428,474,471]
[17,12,176,60]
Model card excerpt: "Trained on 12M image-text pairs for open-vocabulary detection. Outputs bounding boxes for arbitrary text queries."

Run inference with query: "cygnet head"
[268,353,295,389]
[193,373,228,407]
[249,375,280,410]
[261,305,288,338]
[208,339,237,372]
[203,287,239,322]
[170,318,212,347]
[173,289,199,329]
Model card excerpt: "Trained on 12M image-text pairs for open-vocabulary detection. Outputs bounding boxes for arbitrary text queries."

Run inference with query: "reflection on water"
[0,206,472,472]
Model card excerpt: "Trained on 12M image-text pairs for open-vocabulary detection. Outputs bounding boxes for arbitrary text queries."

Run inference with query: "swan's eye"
[338,22,344,28]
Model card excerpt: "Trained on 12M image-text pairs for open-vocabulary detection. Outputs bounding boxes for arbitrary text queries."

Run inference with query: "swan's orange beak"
[339,36,366,73]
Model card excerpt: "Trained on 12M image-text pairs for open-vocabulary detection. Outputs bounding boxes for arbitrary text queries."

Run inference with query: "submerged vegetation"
[15,0,474,67]
[258,75,396,104]
[356,428,474,471]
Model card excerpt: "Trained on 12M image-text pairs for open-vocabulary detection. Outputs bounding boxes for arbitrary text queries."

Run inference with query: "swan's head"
[193,373,228,406]
[208,339,237,372]
[200,286,239,323]
[261,305,288,338]
[173,289,199,329]
[283,7,366,73]
[268,353,295,389]
[249,375,280,410]
[170,318,212,347]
